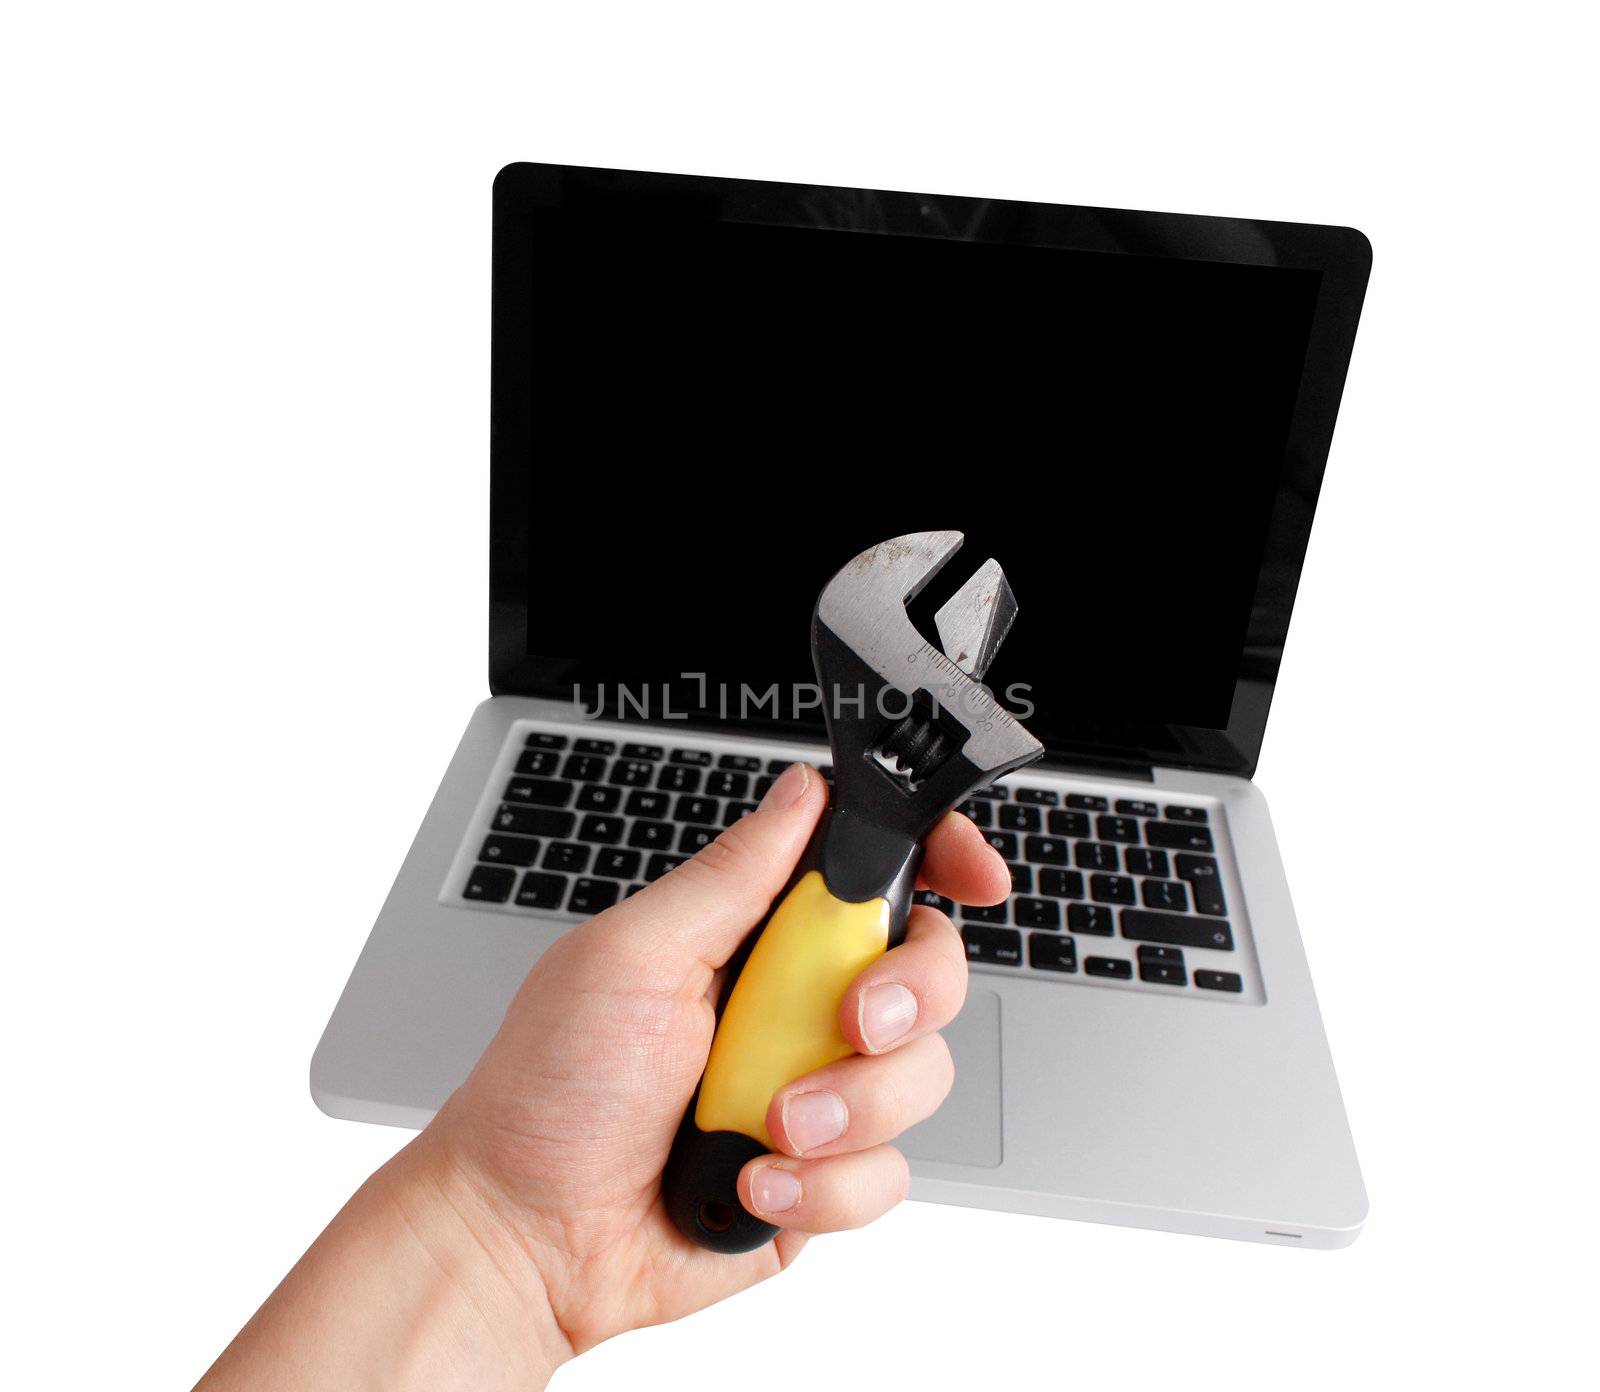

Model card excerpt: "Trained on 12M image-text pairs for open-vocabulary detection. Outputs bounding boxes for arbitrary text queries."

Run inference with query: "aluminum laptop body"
[312,162,1371,1248]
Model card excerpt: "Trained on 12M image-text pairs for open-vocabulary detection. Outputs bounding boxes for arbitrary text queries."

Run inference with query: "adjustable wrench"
[663,530,1044,1252]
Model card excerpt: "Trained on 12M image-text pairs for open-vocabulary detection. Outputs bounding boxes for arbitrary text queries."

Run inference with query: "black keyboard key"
[516,748,561,776]
[1029,933,1077,972]
[575,784,622,813]
[705,770,748,799]
[625,882,647,898]
[1075,841,1120,871]
[1015,897,1060,929]
[644,852,686,881]
[986,831,1019,860]
[1141,879,1189,912]
[1190,879,1227,917]
[1174,852,1219,879]
[962,902,1009,924]
[1040,868,1085,899]
[718,753,762,772]
[492,804,574,838]
[753,775,776,799]
[960,799,994,828]
[609,760,656,787]
[1124,848,1170,878]
[524,731,568,750]
[542,842,591,874]
[625,789,671,818]
[514,871,566,909]
[478,834,541,867]
[675,795,718,824]
[504,777,574,807]
[1137,945,1187,984]
[561,754,606,781]
[1047,809,1091,838]
[1115,799,1159,817]
[1090,873,1136,905]
[1195,970,1243,993]
[678,824,718,853]
[962,924,1023,966]
[568,877,620,915]
[1069,903,1114,936]
[627,820,676,851]
[622,742,664,760]
[657,765,702,793]
[577,815,624,845]
[1014,787,1059,806]
[765,758,791,775]
[672,748,712,766]
[1008,863,1034,895]
[721,800,757,825]
[1146,821,1215,852]
[1085,956,1132,979]
[1175,854,1227,915]
[1095,815,1140,844]
[1023,835,1069,864]
[1066,793,1109,811]
[915,890,955,914]
[1165,804,1209,823]
[575,737,616,755]
[1000,804,1042,833]
[1120,908,1234,951]
[463,864,515,902]
[1137,945,1185,965]
[593,848,641,880]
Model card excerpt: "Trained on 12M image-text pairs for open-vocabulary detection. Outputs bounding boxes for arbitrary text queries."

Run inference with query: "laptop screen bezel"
[487,161,1370,778]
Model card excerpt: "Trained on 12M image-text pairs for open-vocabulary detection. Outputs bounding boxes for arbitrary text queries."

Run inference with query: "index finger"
[918,808,1010,906]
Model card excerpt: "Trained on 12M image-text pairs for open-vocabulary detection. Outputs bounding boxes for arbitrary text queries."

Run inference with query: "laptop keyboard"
[447,721,1260,1004]
[461,730,790,915]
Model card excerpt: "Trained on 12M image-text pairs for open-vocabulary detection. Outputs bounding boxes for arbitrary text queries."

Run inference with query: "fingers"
[582,762,827,972]
[766,1032,954,1158]
[919,809,1010,906]
[578,773,1000,990]
[738,1144,910,1233]
[838,905,968,1054]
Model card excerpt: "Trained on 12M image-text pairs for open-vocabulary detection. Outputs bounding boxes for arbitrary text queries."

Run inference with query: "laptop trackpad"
[898,988,1003,1169]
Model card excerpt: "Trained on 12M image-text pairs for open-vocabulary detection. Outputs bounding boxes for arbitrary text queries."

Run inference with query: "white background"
[3,3,1596,1388]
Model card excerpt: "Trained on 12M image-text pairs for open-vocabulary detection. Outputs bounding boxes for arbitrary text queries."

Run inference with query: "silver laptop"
[312,162,1371,1248]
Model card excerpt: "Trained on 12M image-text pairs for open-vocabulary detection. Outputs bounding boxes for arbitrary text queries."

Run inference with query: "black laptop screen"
[495,169,1339,768]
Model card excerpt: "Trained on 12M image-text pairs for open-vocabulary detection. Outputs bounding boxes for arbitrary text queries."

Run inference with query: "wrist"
[197,1130,572,1392]
[378,1132,574,1387]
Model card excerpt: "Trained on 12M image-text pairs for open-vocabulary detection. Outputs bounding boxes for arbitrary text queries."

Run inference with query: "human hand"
[424,759,1008,1360]
[198,760,1008,1390]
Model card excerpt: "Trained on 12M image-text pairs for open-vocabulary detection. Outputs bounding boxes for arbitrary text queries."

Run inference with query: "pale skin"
[198,761,1008,1389]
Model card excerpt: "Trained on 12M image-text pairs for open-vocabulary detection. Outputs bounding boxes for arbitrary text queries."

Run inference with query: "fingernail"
[750,1165,802,1214]
[759,761,809,812]
[860,982,918,1053]
[782,1089,848,1154]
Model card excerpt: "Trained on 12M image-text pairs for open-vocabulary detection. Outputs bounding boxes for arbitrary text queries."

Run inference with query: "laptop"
[311,161,1371,1248]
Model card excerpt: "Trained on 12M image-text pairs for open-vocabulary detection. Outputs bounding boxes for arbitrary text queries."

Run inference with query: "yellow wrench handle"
[694,870,892,1148]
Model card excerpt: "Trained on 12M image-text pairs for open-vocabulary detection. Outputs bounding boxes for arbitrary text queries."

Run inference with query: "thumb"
[592,761,826,971]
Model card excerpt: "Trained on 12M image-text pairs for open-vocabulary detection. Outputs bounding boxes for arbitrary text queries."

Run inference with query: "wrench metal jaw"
[811,530,1044,898]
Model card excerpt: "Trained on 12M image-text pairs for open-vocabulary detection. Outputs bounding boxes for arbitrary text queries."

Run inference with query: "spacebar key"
[1120,908,1234,951]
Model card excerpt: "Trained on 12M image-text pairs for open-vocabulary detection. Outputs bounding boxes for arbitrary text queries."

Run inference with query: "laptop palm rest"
[899,988,1003,1168]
